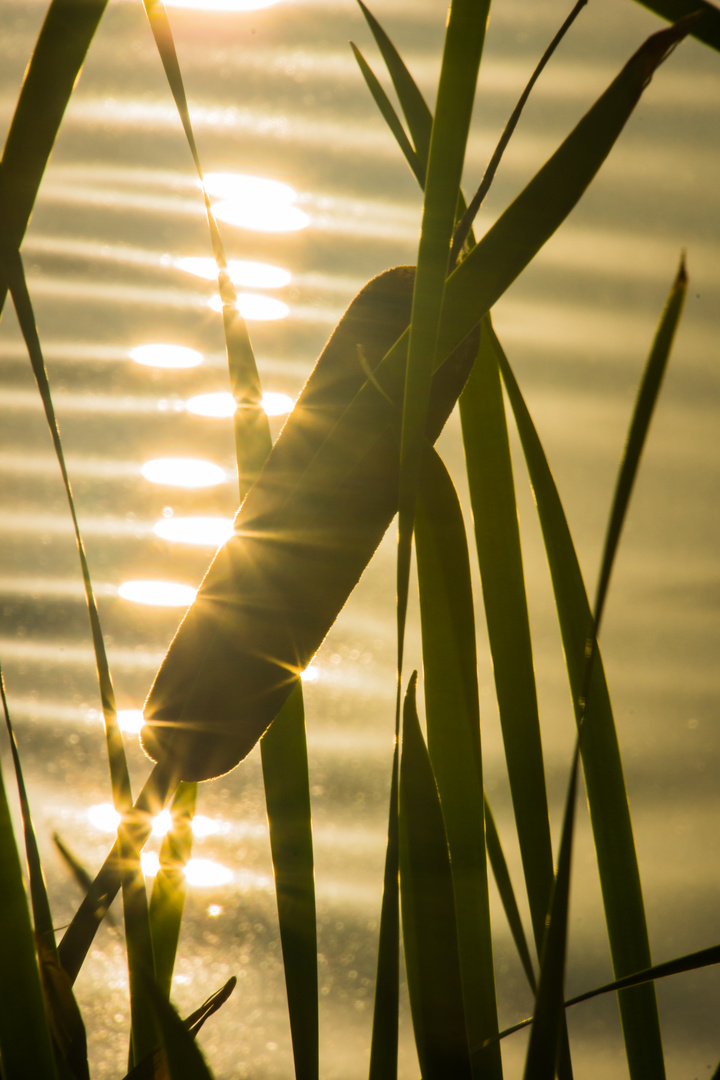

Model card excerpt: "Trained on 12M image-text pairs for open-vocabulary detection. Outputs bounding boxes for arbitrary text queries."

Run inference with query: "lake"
[1,0,719,1075]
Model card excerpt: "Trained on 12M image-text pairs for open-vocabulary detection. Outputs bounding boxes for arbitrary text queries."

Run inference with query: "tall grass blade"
[356,1,433,164]
[0,668,58,1080]
[631,0,720,50]
[1,676,90,1079]
[260,686,319,1080]
[592,255,687,634]
[368,738,400,1080]
[0,0,108,317]
[149,782,197,1000]
[350,44,423,185]
[521,750,580,1080]
[398,674,472,1080]
[59,760,177,983]
[450,0,588,265]
[460,318,553,957]
[397,0,490,681]
[144,982,216,1080]
[415,449,501,1079]
[495,333,666,1078]
[484,799,536,992]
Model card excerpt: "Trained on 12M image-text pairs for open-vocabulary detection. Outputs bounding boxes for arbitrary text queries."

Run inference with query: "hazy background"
[1,0,719,1075]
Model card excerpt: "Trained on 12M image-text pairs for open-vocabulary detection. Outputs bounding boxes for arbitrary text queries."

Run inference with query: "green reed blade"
[0,0,108,319]
[1,672,91,1078]
[521,748,581,1080]
[451,0,588,265]
[144,981,216,1080]
[484,798,536,992]
[496,339,665,1079]
[415,448,501,1080]
[632,0,720,50]
[460,317,553,958]
[141,8,318,1074]
[436,16,696,368]
[368,737,400,1080]
[184,977,237,1038]
[0,241,157,1046]
[149,782,197,1000]
[351,44,423,185]
[0,672,58,1080]
[59,761,177,984]
[593,256,687,635]
[397,0,490,679]
[399,674,472,1080]
[260,685,319,1080]
[356,1,433,164]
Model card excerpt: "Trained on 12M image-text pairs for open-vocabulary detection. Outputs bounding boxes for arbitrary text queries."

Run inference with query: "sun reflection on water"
[130,344,203,368]
[177,256,290,289]
[141,457,227,487]
[185,390,294,418]
[166,0,280,11]
[153,516,234,546]
[204,172,309,233]
[118,580,197,607]
[207,292,289,320]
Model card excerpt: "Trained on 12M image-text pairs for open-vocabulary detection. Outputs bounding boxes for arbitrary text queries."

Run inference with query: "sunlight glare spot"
[118,580,197,607]
[301,665,320,683]
[186,391,294,418]
[152,809,173,837]
[214,200,309,233]
[205,173,296,203]
[130,344,202,369]
[176,257,290,289]
[153,516,234,547]
[141,457,226,488]
[88,803,121,833]
[192,815,229,838]
[208,904,223,917]
[184,859,234,888]
[207,293,289,320]
[141,852,161,877]
[117,709,144,735]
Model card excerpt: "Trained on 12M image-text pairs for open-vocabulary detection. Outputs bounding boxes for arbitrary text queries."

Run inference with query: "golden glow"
[191,815,228,838]
[118,580,197,607]
[88,803,121,833]
[153,516,234,547]
[204,173,309,233]
[184,858,234,888]
[177,256,290,289]
[117,708,144,734]
[214,199,308,233]
[130,343,203,369]
[166,0,279,12]
[186,390,294,418]
[207,292,288,320]
[141,852,161,877]
[208,904,223,917]
[301,665,320,683]
[141,457,226,488]
[152,809,173,837]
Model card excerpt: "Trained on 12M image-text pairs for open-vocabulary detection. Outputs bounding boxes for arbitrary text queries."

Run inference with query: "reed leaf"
[495,334,665,1077]
[398,674,472,1080]
[356,0,433,165]
[149,782,197,1000]
[415,448,501,1080]
[0,0,108,318]
[144,982,216,1080]
[484,799,536,992]
[260,685,319,1080]
[350,43,423,185]
[459,318,553,958]
[631,0,720,50]
[0,670,58,1080]
[396,0,490,679]
[368,739,400,1080]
